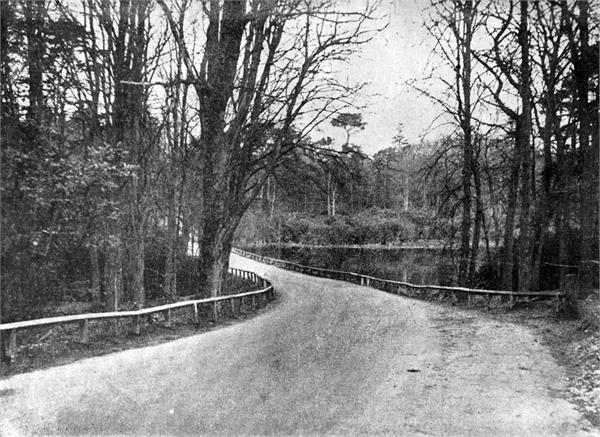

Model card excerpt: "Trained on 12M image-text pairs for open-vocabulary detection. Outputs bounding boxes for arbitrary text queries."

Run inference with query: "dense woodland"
[1,0,598,328]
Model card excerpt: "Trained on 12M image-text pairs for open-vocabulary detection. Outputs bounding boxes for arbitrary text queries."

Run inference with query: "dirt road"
[1,253,597,436]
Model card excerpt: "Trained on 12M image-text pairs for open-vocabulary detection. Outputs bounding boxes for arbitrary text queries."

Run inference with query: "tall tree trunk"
[199,213,240,298]
[270,183,276,218]
[103,229,123,311]
[331,185,336,217]
[556,122,569,288]
[127,173,145,308]
[90,239,101,304]
[1,0,17,121]
[468,151,484,285]
[24,0,45,123]
[196,0,246,298]
[403,171,410,212]
[575,1,598,289]
[502,143,521,290]
[164,188,178,299]
[112,0,150,308]
[458,0,475,286]
[531,93,556,291]
[327,172,333,217]
[517,0,532,292]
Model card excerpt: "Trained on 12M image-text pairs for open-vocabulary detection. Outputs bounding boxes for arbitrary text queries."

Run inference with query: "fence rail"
[231,247,565,308]
[0,267,274,364]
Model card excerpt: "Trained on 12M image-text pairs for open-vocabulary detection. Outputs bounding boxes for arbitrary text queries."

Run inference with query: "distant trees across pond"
[237,209,440,247]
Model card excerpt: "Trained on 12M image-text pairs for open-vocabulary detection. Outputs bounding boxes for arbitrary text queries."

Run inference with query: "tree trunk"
[556,121,569,288]
[199,213,238,299]
[270,182,276,218]
[103,233,123,311]
[164,195,178,299]
[517,1,532,292]
[126,173,145,308]
[24,0,45,123]
[468,152,484,285]
[575,1,598,290]
[193,0,246,299]
[530,226,546,291]
[327,172,333,217]
[129,229,145,308]
[556,209,567,287]
[502,144,521,290]
[163,150,179,299]
[331,185,336,217]
[458,0,475,286]
[531,95,556,290]
[403,171,410,212]
[90,239,101,304]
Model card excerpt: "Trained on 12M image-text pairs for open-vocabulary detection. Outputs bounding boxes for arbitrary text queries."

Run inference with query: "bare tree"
[157,0,378,305]
[420,0,485,286]
[563,1,599,290]
[472,0,535,291]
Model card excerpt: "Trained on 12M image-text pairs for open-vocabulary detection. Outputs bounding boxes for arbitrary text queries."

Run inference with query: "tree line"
[421,0,598,292]
[238,0,599,293]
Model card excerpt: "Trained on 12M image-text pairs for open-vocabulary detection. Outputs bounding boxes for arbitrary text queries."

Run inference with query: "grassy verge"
[539,294,600,429]
[1,274,275,378]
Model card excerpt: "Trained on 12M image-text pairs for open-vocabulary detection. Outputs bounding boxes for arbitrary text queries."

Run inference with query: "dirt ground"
[0,253,598,436]
[495,293,600,430]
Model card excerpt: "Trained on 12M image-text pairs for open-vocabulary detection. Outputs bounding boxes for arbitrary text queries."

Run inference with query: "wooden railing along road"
[232,247,566,309]
[0,267,274,364]
[1,249,568,366]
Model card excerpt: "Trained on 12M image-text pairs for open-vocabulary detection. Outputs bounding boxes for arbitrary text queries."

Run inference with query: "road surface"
[1,253,597,436]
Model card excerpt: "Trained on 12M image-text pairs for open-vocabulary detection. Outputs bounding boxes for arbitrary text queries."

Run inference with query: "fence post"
[80,319,90,343]
[212,302,219,322]
[165,308,172,327]
[252,294,258,310]
[564,274,578,301]
[5,329,17,363]
[133,315,142,335]
[230,298,236,317]
[558,274,579,317]
[486,294,491,310]
[193,303,199,327]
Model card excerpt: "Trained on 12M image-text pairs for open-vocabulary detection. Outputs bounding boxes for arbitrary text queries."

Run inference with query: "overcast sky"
[316,0,450,155]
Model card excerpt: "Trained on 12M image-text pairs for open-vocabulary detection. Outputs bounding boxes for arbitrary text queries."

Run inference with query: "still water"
[242,245,458,286]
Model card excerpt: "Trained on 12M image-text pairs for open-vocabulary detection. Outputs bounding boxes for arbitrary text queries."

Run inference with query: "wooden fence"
[231,247,565,309]
[0,267,274,364]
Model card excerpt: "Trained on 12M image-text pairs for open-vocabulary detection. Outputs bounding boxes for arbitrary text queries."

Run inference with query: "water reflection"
[243,245,458,286]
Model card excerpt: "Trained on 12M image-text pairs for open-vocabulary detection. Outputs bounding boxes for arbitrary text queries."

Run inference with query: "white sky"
[146,0,452,157]
[316,0,451,155]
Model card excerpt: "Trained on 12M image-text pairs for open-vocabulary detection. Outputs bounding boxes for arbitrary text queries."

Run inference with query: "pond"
[241,245,459,286]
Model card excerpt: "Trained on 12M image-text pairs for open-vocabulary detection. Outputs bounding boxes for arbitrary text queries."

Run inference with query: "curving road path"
[0,253,597,436]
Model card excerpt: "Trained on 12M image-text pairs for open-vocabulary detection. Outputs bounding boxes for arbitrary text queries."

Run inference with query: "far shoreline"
[236,241,452,250]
